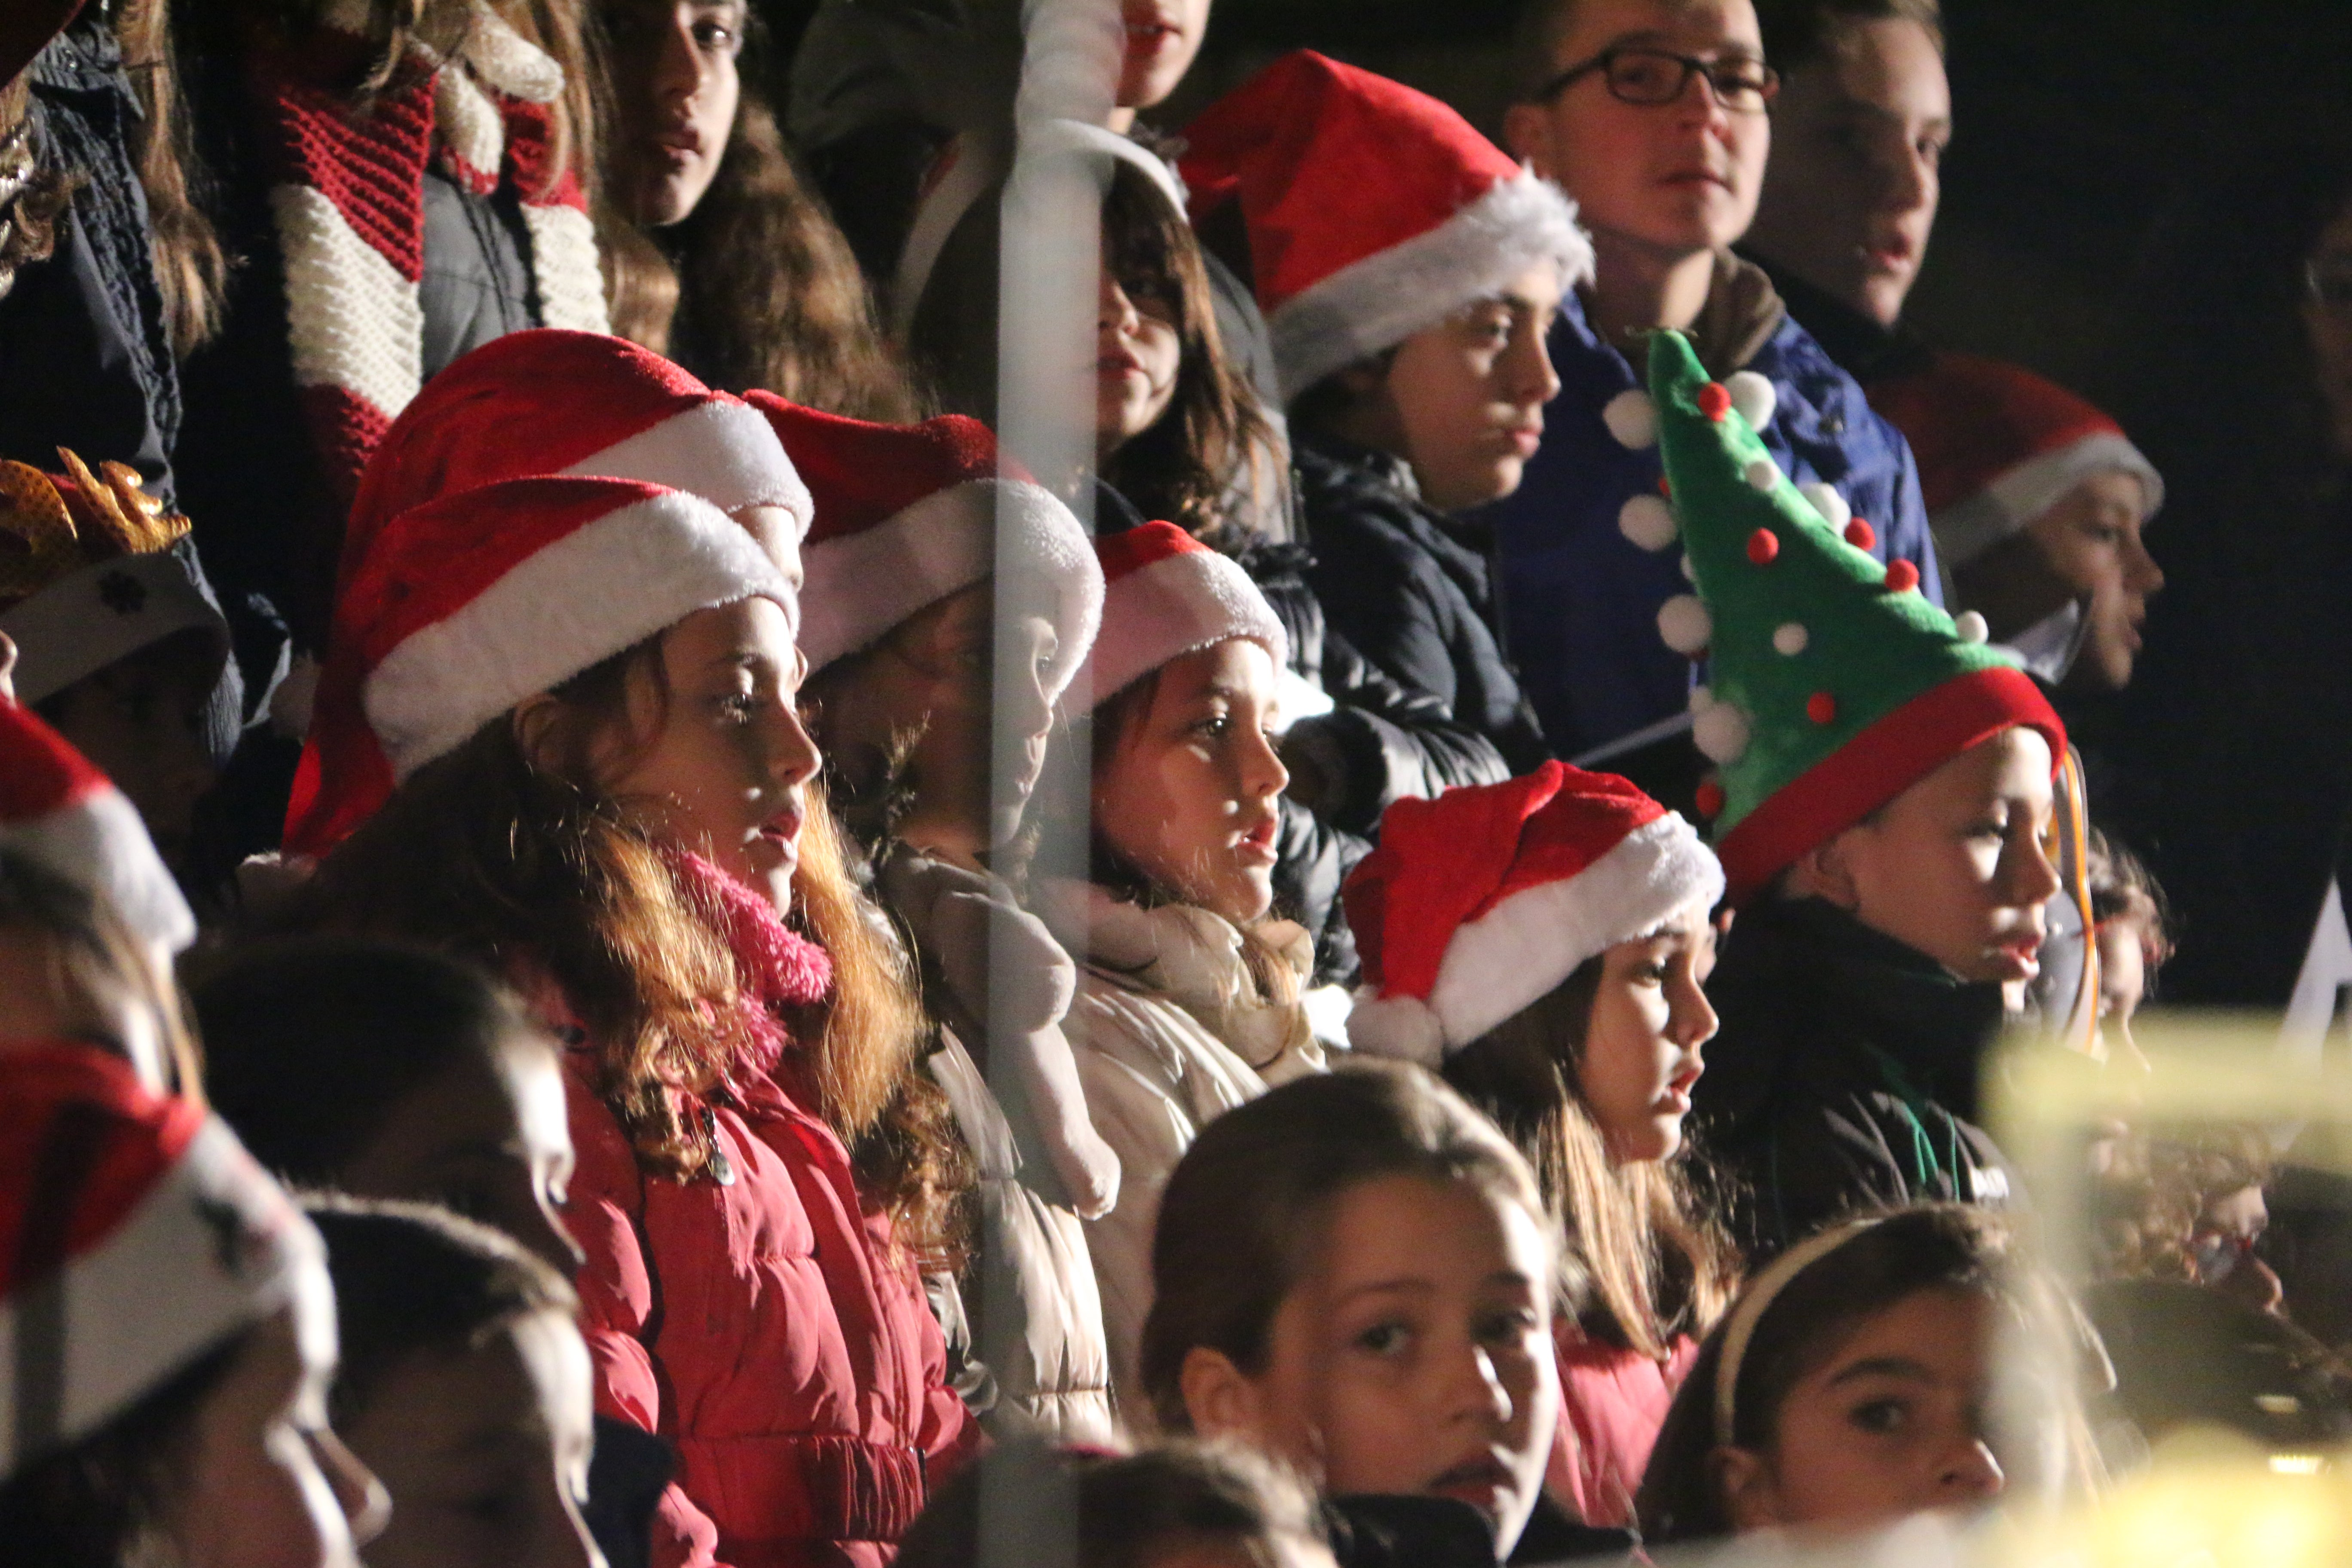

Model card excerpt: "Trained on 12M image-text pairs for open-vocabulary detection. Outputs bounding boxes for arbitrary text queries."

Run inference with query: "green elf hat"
[1614,330,2065,905]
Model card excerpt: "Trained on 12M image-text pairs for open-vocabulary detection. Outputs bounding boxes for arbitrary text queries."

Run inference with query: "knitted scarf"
[248,3,610,512]
[668,847,836,1083]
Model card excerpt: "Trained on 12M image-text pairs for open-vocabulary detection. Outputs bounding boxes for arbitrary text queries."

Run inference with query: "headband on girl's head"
[1712,1217,1886,1448]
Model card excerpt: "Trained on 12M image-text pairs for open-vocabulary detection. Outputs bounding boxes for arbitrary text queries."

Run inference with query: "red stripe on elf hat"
[1073,522,1287,710]
[749,395,1103,699]
[292,476,792,850]
[1343,762,1723,1066]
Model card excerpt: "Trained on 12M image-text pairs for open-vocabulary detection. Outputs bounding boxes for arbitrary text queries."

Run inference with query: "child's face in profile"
[340,1311,600,1568]
[1715,1286,2005,1536]
[170,1306,386,1568]
[1206,1174,1559,1555]
[338,1032,582,1276]
[588,598,821,915]
[1093,639,1289,926]
[1800,727,2060,989]
[815,585,1062,867]
[1579,893,1719,1164]
[40,631,220,876]
[1376,263,1563,514]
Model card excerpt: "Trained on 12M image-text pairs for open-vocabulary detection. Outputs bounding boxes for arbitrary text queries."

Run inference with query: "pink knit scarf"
[667,848,834,1080]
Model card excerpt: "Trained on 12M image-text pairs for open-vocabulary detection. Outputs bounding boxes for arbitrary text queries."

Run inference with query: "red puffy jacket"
[554,870,977,1568]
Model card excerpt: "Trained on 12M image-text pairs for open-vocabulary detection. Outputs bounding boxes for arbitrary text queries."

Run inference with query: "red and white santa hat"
[0,1042,331,1481]
[1871,353,2164,566]
[1,699,196,963]
[1074,521,1286,710]
[1343,762,1724,1066]
[1179,50,1592,402]
[341,329,812,581]
[752,395,1104,699]
[292,475,793,848]
[289,333,807,857]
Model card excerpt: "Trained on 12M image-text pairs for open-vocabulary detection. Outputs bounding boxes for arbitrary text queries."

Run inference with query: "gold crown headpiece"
[0,449,193,606]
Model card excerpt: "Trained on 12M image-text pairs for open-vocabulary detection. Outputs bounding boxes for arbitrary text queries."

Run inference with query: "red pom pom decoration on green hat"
[1643,330,2064,904]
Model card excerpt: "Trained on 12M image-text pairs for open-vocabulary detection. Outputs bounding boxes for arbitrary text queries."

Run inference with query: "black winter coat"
[2,16,178,499]
[1692,897,2015,1258]
[1227,538,1508,988]
[1293,434,1550,776]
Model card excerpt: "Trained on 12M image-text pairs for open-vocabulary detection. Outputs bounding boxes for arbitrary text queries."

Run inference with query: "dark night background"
[758,0,2352,401]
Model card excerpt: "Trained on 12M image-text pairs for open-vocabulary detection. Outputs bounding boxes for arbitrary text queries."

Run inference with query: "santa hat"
[1073,522,1285,710]
[0,699,196,962]
[0,453,233,718]
[1344,763,1723,1065]
[1617,331,2064,904]
[751,395,1102,700]
[294,475,792,847]
[1870,354,2164,566]
[288,335,809,856]
[1179,51,1591,402]
[343,330,811,582]
[0,1042,331,1482]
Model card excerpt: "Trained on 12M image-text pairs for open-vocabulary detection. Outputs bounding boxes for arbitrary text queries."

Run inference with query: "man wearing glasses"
[1479,0,1940,814]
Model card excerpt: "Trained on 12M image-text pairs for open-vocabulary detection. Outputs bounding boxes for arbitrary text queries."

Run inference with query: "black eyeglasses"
[1534,47,1780,114]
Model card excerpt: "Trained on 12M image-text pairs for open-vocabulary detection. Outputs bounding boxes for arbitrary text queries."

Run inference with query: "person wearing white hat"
[781,397,1124,1444]
[1344,760,1735,1529]
[292,472,979,1568]
[1030,521,1325,1405]
[0,1041,386,1565]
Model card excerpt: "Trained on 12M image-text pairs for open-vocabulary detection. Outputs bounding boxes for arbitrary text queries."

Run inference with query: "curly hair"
[291,634,968,1264]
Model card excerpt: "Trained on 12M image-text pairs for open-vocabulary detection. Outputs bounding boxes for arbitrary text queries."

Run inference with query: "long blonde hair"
[292,634,966,1264]
[1444,965,1739,1360]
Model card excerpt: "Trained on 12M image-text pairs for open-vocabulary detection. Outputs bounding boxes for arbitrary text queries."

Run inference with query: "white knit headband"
[1712,1217,1886,1448]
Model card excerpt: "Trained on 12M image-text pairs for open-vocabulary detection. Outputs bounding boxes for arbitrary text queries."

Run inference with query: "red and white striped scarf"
[248,3,610,510]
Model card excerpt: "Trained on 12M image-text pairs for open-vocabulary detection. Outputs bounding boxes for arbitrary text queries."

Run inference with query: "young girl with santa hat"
[291,470,976,1567]
[1345,762,1739,1529]
[1178,52,1590,778]
[779,397,1124,1444]
[1034,520,1324,1406]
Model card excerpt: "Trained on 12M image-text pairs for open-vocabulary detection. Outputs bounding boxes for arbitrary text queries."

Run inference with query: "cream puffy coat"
[873,847,1120,1445]
[1037,881,1326,1410]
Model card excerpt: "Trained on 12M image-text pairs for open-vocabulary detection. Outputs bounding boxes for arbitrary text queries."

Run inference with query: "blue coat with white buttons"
[1479,284,1939,763]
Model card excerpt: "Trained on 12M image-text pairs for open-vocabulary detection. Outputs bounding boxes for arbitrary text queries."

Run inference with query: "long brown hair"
[117,0,225,355]
[599,16,921,422]
[909,159,1276,539]
[1096,162,1276,541]
[1140,1061,1553,1433]
[1443,962,1738,1361]
[291,635,966,1263]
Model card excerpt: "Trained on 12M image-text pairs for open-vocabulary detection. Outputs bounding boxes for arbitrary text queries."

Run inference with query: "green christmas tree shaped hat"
[1614,330,2065,904]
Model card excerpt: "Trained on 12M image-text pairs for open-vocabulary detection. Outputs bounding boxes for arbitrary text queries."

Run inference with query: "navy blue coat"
[1481,288,1940,763]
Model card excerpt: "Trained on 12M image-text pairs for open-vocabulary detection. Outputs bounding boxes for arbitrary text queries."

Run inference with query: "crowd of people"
[0,0,2343,1565]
